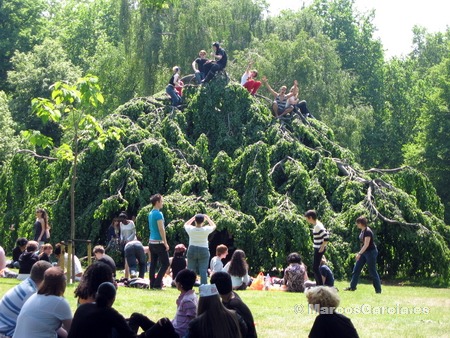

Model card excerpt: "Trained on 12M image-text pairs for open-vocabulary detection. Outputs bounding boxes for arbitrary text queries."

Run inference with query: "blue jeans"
[350,248,382,292]
[165,84,181,106]
[194,72,205,84]
[125,242,147,278]
[187,245,210,285]
[149,243,170,288]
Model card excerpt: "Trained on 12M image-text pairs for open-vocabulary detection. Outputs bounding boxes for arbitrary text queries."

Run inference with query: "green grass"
[0,278,449,338]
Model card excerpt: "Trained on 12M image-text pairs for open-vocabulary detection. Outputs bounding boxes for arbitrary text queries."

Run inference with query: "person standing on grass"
[344,216,382,294]
[184,213,217,285]
[304,210,329,286]
[148,194,170,289]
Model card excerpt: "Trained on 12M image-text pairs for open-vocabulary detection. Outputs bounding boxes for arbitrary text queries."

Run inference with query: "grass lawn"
[0,278,449,337]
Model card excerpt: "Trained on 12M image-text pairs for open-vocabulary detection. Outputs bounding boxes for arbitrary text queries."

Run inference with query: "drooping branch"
[365,180,430,233]
[332,159,430,232]
[16,149,58,161]
[367,166,412,174]
[269,156,298,176]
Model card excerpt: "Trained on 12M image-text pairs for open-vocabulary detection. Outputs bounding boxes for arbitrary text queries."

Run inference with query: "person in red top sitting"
[241,62,261,96]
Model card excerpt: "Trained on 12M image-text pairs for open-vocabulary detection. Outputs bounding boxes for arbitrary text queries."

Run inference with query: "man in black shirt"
[211,271,257,338]
[93,245,117,277]
[202,42,228,83]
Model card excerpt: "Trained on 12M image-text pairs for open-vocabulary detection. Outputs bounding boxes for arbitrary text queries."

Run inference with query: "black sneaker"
[344,287,356,291]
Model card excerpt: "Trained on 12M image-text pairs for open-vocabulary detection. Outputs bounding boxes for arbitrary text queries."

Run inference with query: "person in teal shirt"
[148,194,170,289]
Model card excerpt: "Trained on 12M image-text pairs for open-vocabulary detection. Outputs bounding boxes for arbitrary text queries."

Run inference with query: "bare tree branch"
[16,149,57,160]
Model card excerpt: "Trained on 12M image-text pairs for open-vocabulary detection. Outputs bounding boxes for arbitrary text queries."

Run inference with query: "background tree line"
[0,0,448,281]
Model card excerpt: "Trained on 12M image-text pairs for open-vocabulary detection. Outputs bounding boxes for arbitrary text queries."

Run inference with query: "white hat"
[199,284,219,297]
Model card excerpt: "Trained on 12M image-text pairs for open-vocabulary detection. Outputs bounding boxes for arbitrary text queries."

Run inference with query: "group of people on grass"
[0,196,382,337]
[165,42,314,120]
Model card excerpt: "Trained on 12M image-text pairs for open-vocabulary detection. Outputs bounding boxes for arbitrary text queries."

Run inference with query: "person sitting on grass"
[17,240,40,281]
[223,249,251,290]
[169,244,187,287]
[13,267,73,338]
[282,252,309,292]
[39,243,53,262]
[306,286,359,338]
[93,245,116,277]
[209,244,228,276]
[68,282,135,338]
[7,237,28,269]
[0,261,52,337]
[186,284,243,338]
[320,256,335,288]
[54,243,84,282]
[210,271,257,338]
[74,261,115,305]
[129,268,198,338]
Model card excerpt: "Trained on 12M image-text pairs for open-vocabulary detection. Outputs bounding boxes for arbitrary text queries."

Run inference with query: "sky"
[267,0,450,58]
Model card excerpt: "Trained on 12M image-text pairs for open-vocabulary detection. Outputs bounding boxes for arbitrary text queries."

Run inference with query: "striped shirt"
[0,277,37,336]
[313,220,329,249]
[172,289,198,337]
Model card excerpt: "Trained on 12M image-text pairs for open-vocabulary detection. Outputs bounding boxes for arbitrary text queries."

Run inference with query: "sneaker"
[344,287,356,291]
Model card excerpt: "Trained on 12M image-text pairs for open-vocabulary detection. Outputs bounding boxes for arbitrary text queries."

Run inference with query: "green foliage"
[0,0,48,88]
[1,76,449,284]
[0,92,19,163]
[7,39,81,140]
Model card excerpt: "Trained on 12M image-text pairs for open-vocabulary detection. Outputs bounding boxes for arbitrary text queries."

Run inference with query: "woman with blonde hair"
[305,286,359,338]
[186,284,242,338]
[13,267,72,337]
[166,66,183,106]
[223,249,250,290]
[34,208,50,245]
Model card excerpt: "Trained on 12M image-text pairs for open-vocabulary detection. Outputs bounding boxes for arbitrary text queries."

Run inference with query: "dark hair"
[227,249,248,277]
[74,262,114,301]
[38,267,66,296]
[118,212,128,220]
[30,260,52,284]
[36,208,49,229]
[304,210,317,220]
[212,42,220,48]
[175,269,197,291]
[210,271,232,295]
[174,243,187,256]
[197,295,242,338]
[150,194,162,206]
[26,241,38,252]
[287,252,302,264]
[356,216,368,226]
[195,214,205,224]
[16,237,28,247]
[54,243,63,256]
[95,282,116,308]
